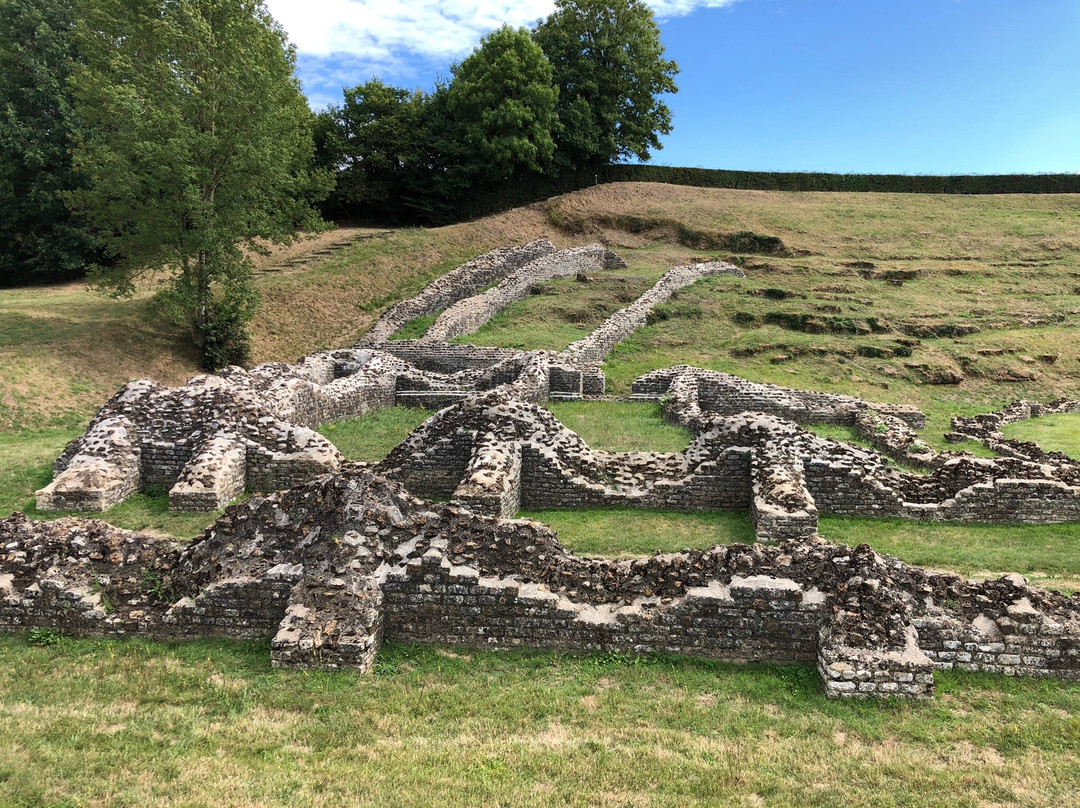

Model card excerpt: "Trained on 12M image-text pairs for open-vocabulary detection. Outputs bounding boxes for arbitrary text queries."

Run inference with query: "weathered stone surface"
[564,260,744,363]
[422,244,626,343]
[7,469,1080,698]
[359,239,556,344]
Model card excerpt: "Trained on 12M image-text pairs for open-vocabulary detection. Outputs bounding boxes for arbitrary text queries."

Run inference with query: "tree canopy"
[535,0,679,170]
[317,79,429,216]
[68,0,328,367]
[446,26,558,180]
[0,0,101,286]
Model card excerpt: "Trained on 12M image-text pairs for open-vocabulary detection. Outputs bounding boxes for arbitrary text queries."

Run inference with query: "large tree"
[68,0,328,368]
[316,79,430,220]
[445,26,558,180]
[0,0,101,286]
[534,0,679,171]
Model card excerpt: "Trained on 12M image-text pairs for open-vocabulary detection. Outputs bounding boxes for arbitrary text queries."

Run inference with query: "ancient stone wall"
[564,261,745,363]
[359,239,556,344]
[422,245,626,343]
[7,469,1080,700]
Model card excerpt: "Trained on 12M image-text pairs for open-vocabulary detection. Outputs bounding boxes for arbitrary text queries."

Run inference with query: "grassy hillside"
[4,184,1080,807]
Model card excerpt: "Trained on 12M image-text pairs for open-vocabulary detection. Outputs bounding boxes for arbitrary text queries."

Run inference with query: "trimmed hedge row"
[601,164,1080,195]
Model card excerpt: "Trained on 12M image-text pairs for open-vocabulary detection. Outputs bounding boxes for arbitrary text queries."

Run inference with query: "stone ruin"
[10,240,1080,698]
[4,469,1079,699]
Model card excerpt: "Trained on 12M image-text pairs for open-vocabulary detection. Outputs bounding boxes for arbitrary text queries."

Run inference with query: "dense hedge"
[404,164,1080,227]
[600,164,1080,195]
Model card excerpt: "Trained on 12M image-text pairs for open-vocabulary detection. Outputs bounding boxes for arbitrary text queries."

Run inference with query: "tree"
[534,0,679,171]
[445,26,558,180]
[316,79,430,220]
[0,0,101,286]
[68,0,328,368]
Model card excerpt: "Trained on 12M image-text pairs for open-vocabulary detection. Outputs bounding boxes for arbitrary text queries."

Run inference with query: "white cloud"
[265,0,740,61]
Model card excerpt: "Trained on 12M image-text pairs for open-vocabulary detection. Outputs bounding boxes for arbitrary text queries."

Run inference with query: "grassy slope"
[5,185,1080,805]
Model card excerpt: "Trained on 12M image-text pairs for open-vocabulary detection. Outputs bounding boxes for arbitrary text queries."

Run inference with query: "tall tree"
[445,26,558,180]
[317,79,429,220]
[534,0,679,171]
[68,0,328,368]
[0,0,101,286]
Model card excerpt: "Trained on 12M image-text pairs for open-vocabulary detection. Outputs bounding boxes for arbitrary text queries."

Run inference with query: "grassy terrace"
[6,186,1080,805]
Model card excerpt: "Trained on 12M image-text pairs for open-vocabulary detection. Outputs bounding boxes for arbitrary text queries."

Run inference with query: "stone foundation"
[8,469,1080,699]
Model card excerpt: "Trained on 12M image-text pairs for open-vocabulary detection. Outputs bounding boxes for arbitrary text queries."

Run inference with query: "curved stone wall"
[358,239,556,344]
[422,244,626,343]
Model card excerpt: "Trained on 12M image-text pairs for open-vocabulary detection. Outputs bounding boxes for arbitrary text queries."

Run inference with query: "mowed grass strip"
[1,635,1078,807]
[546,400,692,453]
[520,508,754,557]
[318,406,433,462]
[1003,414,1080,460]
[520,506,1080,591]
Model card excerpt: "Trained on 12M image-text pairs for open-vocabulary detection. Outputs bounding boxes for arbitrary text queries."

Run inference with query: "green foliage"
[26,627,63,646]
[67,0,329,367]
[196,299,253,371]
[140,569,178,605]
[317,79,430,220]
[602,163,1080,195]
[535,0,679,170]
[446,26,558,180]
[0,0,102,285]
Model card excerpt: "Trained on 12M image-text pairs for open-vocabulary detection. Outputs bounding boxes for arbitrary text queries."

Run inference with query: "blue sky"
[265,0,1080,174]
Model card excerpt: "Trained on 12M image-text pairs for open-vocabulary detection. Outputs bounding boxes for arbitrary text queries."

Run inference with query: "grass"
[318,406,433,462]
[0,426,224,539]
[457,253,674,350]
[390,313,437,340]
[519,508,754,556]
[546,400,692,452]
[519,506,1080,591]
[1003,414,1080,459]
[820,516,1080,592]
[1,635,1079,807]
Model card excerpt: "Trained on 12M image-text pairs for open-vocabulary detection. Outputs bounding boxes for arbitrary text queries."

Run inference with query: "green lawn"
[1,635,1078,808]
[518,506,1080,592]
[1003,413,1080,459]
[318,406,433,462]
[6,187,1080,805]
[546,400,692,452]
[520,508,754,556]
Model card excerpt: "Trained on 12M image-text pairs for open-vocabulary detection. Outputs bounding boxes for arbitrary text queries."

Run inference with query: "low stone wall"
[359,240,556,344]
[423,245,626,343]
[564,261,745,363]
[383,556,825,665]
[378,383,1080,542]
[7,470,1080,700]
[636,365,925,430]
